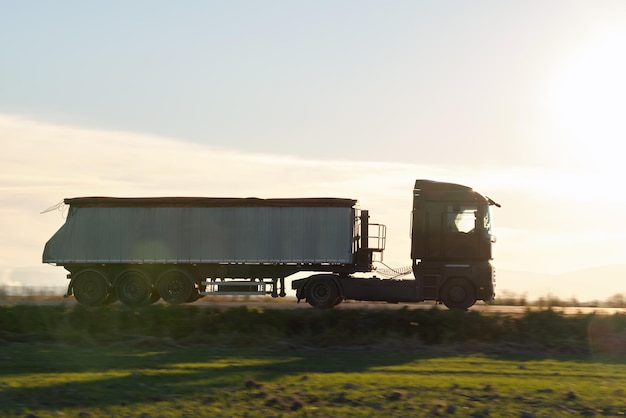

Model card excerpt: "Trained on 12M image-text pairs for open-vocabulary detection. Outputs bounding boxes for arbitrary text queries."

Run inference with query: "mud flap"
[291,278,306,302]
[64,280,74,298]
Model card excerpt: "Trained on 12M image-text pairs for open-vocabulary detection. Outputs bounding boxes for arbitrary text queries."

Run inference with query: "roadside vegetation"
[2,303,626,354]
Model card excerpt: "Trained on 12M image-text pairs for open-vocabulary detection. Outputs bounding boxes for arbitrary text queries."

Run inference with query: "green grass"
[2,344,626,417]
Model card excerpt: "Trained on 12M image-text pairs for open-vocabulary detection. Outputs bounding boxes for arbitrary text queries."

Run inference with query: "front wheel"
[440,277,475,310]
[306,276,339,309]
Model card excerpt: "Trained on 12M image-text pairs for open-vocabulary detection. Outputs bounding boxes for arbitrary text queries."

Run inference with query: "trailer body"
[43,197,356,265]
[43,179,498,309]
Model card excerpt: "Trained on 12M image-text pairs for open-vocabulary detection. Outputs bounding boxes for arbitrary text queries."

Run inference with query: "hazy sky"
[1,1,625,300]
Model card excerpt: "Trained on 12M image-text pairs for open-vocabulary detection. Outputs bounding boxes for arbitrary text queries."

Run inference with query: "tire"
[157,270,194,304]
[73,269,109,306]
[186,289,201,303]
[440,277,475,310]
[306,276,339,309]
[115,270,152,307]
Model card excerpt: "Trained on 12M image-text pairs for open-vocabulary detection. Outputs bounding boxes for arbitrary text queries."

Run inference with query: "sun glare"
[546,28,626,172]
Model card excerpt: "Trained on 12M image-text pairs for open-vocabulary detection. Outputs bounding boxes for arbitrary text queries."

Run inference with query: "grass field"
[3,344,626,417]
[2,305,626,416]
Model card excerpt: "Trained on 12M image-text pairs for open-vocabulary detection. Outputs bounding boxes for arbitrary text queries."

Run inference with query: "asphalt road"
[2,297,624,315]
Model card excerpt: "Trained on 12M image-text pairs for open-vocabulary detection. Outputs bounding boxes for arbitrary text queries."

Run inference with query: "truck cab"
[293,179,499,310]
[411,179,499,309]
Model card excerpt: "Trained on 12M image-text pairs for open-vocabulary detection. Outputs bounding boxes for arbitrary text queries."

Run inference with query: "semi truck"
[43,179,500,310]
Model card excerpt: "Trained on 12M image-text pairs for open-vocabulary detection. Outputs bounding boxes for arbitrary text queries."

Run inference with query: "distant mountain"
[496,264,626,302]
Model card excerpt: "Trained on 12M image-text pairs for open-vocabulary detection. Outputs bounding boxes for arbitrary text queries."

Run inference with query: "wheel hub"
[449,286,467,303]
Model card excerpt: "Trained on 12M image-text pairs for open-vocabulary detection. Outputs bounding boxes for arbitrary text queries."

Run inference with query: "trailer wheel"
[186,288,201,303]
[441,277,475,310]
[158,270,194,304]
[73,269,109,306]
[306,276,339,309]
[116,270,152,307]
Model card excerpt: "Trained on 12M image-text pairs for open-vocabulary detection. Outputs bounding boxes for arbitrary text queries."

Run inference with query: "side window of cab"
[446,205,478,233]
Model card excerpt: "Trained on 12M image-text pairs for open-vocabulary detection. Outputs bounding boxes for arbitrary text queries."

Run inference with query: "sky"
[1,1,626,300]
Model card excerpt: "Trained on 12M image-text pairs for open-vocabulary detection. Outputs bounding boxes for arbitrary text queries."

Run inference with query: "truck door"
[444,204,481,260]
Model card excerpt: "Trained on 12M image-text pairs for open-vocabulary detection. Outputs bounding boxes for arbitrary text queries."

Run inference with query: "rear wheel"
[73,269,109,306]
[306,276,339,309]
[186,288,201,303]
[441,277,475,310]
[116,270,152,307]
[158,270,194,304]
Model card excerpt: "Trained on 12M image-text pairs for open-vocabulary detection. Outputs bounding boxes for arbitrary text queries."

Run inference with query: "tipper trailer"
[43,179,499,310]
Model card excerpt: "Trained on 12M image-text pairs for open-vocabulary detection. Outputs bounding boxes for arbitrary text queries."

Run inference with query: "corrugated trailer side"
[42,197,365,307]
[43,197,357,264]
